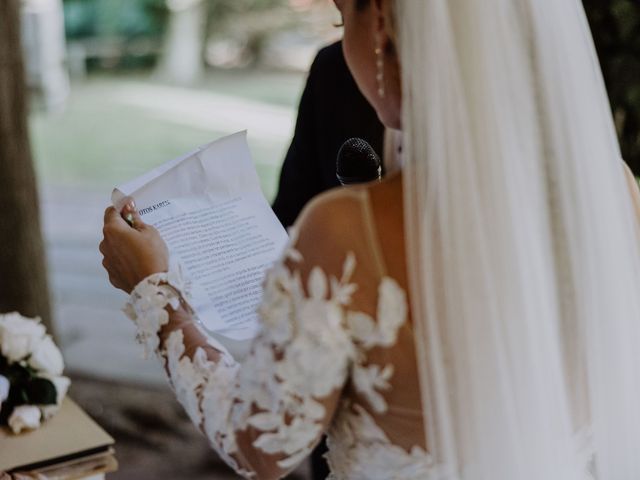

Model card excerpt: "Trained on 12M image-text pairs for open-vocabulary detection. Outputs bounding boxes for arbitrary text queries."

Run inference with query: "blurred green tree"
[63,0,166,39]
[584,0,640,172]
[63,0,167,69]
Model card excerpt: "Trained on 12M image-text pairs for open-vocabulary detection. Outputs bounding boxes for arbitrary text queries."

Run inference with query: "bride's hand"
[99,200,169,293]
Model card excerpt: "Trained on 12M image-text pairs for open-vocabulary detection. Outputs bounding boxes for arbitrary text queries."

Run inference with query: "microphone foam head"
[336,138,381,185]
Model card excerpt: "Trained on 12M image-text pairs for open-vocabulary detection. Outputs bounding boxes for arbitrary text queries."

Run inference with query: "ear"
[372,0,386,33]
[372,0,395,47]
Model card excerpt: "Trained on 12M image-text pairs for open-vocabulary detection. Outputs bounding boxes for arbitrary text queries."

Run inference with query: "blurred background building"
[5,0,639,478]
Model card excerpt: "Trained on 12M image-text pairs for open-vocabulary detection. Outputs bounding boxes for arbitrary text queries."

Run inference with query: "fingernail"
[127,200,136,211]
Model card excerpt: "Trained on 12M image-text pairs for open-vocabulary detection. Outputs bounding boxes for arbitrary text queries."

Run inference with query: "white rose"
[50,375,70,405]
[8,405,42,434]
[0,313,46,363]
[40,375,71,420]
[28,335,64,376]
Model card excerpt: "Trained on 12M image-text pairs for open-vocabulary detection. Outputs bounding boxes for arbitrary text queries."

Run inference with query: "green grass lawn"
[196,69,306,109]
[30,70,305,201]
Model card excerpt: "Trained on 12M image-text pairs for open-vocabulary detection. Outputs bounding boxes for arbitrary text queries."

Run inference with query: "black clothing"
[271,41,384,228]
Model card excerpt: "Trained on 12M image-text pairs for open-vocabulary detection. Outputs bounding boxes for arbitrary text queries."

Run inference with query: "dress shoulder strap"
[358,188,388,279]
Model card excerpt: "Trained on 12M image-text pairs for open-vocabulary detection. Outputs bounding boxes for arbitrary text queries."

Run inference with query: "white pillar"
[156,0,207,85]
[21,0,70,112]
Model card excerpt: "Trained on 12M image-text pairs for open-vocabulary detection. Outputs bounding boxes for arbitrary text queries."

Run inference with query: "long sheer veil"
[398,0,640,478]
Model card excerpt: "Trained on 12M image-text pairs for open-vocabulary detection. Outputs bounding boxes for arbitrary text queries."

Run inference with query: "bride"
[100,0,640,478]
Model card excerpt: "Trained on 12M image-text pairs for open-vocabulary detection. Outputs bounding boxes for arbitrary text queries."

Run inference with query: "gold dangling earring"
[375,33,385,98]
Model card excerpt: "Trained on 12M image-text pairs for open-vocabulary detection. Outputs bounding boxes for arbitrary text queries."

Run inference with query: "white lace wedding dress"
[124,187,439,479]
[123,180,610,479]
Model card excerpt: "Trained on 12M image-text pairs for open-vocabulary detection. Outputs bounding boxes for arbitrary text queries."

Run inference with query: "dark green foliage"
[63,0,167,39]
[61,0,288,69]
[62,0,168,69]
[23,377,57,405]
[62,0,284,41]
[584,0,640,171]
[0,355,57,425]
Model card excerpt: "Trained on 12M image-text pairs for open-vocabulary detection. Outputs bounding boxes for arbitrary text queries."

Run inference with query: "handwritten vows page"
[112,132,288,359]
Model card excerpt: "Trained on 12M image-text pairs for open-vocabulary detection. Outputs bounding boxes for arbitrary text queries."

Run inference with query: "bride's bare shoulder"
[290,174,403,275]
[292,186,366,255]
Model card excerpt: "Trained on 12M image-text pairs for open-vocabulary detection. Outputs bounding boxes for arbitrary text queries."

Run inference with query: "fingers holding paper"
[99,201,169,293]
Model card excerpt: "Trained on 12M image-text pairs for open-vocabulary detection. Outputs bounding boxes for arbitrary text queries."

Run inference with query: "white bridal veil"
[398,0,640,478]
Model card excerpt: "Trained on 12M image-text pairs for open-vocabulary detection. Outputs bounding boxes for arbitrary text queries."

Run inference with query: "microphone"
[336,138,382,185]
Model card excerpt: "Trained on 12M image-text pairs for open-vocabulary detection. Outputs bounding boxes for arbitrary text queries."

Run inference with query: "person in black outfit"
[272,40,384,228]
[271,40,384,480]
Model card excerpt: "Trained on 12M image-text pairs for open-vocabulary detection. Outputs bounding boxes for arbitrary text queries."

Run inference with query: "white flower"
[284,227,302,263]
[347,312,378,348]
[330,276,357,306]
[8,405,42,434]
[0,313,46,362]
[40,375,71,420]
[28,335,64,376]
[50,375,71,405]
[253,415,320,456]
[307,267,328,300]
[125,271,181,358]
[165,330,206,426]
[376,278,407,347]
[247,412,282,431]
[352,363,394,414]
[340,253,357,283]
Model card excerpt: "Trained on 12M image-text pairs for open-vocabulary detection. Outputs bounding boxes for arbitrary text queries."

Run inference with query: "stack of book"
[0,398,116,479]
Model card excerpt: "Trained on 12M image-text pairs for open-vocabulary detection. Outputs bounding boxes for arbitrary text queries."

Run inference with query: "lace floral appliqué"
[326,403,437,480]
[124,264,190,358]
[124,232,433,479]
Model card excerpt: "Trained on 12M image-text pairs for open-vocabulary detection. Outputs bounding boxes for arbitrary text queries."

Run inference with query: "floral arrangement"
[0,312,70,434]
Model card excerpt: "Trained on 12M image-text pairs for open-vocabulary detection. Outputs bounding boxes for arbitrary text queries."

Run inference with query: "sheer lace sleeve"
[123,230,357,479]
